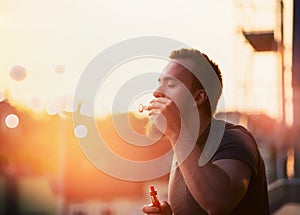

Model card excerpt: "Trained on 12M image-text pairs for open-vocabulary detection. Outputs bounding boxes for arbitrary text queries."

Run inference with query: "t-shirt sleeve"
[211,126,260,175]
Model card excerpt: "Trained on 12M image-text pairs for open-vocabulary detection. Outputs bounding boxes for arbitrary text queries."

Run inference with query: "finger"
[148,98,173,111]
[160,201,171,209]
[148,109,160,116]
[160,201,172,214]
[147,103,163,112]
[150,97,171,104]
[147,103,164,112]
[142,204,161,214]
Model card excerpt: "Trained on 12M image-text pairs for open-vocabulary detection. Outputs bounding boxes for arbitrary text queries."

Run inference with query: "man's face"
[145,61,197,139]
[154,61,196,109]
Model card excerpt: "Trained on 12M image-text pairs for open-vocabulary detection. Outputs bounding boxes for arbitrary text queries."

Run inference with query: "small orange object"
[149,185,161,211]
[138,104,148,113]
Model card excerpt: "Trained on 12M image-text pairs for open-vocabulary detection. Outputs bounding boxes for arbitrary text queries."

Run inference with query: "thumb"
[160,201,173,215]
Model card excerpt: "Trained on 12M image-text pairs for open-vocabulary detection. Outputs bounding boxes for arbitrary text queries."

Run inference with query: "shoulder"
[223,123,256,144]
[212,121,260,174]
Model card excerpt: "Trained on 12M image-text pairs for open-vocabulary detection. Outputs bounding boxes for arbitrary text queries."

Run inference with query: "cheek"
[171,87,194,108]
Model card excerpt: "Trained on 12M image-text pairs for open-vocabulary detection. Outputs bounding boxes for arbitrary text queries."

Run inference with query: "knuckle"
[165,100,172,108]
[161,105,167,113]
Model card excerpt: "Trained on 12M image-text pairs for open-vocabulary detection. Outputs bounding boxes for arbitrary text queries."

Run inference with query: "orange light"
[286,148,295,179]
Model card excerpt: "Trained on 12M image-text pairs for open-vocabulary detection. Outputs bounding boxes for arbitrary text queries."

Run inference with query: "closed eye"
[167,80,177,88]
[157,76,178,88]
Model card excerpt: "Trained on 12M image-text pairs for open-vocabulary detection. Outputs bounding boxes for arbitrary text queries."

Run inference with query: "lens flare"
[55,64,65,74]
[74,125,88,138]
[9,65,27,81]
[5,114,19,128]
[29,97,43,111]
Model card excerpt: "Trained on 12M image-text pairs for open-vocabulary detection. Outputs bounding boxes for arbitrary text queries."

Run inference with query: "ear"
[193,90,207,106]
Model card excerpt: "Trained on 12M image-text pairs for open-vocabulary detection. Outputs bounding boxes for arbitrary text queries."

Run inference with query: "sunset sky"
[0,0,294,123]
[0,2,297,213]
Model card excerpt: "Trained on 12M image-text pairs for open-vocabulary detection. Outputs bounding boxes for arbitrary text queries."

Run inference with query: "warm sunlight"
[0,0,297,214]
[0,0,294,123]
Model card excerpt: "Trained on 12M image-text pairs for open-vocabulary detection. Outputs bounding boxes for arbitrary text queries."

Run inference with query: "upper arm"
[213,159,252,209]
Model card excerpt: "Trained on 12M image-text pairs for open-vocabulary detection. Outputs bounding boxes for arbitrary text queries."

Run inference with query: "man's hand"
[142,201,173,215]
[148,97,181,141]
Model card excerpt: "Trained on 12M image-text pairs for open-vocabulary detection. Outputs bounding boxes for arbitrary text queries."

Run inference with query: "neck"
[182,108,212,141]
[198,111,212,138]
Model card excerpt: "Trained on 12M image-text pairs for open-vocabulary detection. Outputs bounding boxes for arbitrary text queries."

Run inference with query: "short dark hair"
[169,48,223,115]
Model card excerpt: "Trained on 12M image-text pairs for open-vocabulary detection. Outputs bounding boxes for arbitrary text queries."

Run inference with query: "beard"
[145,117,165,140]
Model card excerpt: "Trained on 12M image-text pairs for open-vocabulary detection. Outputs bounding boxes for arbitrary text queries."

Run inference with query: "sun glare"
[0,0,294,124]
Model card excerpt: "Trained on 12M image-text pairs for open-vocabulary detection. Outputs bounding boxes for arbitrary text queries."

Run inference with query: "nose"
[153,86,165,98]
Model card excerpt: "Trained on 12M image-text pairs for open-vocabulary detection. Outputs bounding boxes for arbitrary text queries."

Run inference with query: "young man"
[142,49,270,215]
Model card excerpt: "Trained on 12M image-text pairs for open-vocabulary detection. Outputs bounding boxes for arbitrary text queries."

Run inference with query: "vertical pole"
[292,0,300,178]
[280,0,286,127]
[275,0,287,180]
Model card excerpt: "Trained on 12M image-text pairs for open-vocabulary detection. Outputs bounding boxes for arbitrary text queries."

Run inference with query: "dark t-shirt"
[169,121,270,215]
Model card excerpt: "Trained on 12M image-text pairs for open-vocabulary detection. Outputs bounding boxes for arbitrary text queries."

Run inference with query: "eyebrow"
[157,76,177,83]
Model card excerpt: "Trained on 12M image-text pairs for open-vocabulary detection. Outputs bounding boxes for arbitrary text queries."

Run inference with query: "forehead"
[160,61,194,84]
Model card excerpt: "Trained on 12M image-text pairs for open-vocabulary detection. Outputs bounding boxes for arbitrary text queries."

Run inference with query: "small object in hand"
[138,104,148,113]
[149,185,161,211]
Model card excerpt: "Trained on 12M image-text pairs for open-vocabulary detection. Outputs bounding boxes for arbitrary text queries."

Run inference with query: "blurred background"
[1,0,300,214]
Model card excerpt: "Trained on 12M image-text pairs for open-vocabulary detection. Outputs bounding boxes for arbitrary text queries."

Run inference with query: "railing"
[268,178,300,214]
